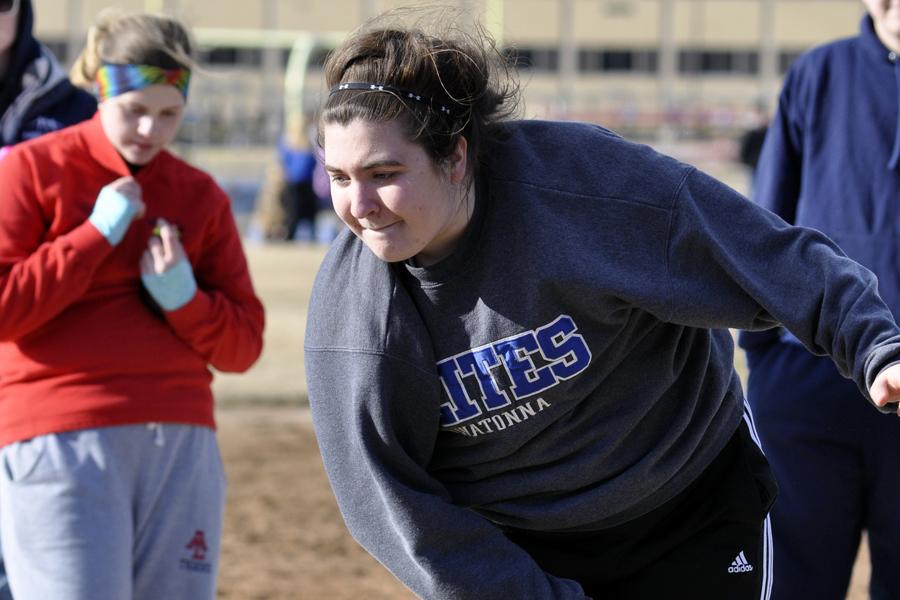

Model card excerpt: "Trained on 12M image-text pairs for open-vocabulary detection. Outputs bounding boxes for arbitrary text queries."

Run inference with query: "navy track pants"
[745,341,900,600]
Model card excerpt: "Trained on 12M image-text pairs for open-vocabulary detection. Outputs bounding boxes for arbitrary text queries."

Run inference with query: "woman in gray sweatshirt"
[304,15,900,600]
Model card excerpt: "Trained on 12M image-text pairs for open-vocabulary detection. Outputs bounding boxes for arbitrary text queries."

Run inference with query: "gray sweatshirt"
[304,120,900,599]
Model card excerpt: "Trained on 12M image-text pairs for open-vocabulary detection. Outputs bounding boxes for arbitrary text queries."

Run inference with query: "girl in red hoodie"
[0,10,264,600]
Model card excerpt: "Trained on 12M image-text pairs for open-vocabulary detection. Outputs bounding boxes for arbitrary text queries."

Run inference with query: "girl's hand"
[89,176,146,246]
[105,176,146,217]
[141,218,184,275]
[140,218,197,311]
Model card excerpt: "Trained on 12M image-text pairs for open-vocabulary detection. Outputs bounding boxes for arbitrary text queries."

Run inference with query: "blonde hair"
[70,9,194,89]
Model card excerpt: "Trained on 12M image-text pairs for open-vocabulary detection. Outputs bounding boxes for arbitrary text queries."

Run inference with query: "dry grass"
[212,242,326,405]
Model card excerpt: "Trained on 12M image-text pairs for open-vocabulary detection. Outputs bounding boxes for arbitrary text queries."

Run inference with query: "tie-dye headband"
[95,64,191,102]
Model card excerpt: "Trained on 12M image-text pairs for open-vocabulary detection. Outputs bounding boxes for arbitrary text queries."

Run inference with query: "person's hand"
[140,218,197,311]
[868,363,900,416]
[141,218,185,275]
[89,176,146,246]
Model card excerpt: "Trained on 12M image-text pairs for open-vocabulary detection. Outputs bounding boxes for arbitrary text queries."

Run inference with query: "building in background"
[32,0,860,203]
[36,0,860,143]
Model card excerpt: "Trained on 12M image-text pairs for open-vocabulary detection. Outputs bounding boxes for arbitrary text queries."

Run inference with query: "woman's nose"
[347,182,378,219]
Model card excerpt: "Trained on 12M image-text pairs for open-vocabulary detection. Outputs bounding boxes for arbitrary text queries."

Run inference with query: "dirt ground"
[212,243,871,599]
[213,244,413,599]
[215,406,413,599]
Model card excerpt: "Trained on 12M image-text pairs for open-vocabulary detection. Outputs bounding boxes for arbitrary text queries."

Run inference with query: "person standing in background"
[0,8,264,599]
[0,1,97,598]
[739,2,900,598]
[247,113,326,243]
[1,0,95,152]
[277,112,320,241]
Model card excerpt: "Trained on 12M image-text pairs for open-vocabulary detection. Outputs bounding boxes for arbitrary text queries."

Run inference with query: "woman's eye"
[373,172,395,181]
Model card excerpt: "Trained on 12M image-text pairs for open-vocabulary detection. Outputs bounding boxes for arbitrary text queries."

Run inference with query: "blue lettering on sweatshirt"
[437,315,592,428]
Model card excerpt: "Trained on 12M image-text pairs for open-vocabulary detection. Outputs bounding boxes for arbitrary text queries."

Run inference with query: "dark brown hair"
[318,10,520,182]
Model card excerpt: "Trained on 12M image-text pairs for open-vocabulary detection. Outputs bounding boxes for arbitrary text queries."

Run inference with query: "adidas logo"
[728,550,754,574]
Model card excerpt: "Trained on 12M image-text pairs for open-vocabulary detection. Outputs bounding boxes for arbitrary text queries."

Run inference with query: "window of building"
[579,48,658,73]
[678,49,759,75]
[306,46,332,69]
[778,50,804,73]
[197,46,264,67]
[503,47,560,72]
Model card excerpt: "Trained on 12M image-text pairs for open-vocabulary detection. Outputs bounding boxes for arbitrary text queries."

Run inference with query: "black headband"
[329,82,460,118]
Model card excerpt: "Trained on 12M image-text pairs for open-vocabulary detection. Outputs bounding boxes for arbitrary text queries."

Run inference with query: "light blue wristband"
[140,258,198,311]
[88,187,138,246]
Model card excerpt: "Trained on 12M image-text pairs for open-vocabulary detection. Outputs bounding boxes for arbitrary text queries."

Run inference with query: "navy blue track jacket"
[740,16,900,352]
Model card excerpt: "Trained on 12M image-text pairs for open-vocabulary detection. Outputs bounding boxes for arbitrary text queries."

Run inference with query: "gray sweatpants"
[0,423,226,600]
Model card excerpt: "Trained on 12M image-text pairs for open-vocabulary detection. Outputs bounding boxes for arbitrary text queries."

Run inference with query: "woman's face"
[98,84,185,165]
[323,118,470,266]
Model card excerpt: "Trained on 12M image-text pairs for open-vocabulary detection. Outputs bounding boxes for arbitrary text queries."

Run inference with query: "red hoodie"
[0,113,265,446]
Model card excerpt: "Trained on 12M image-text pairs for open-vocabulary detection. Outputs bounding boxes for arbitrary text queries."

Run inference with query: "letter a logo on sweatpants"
[180,529,213,573]
[186,529,208,560]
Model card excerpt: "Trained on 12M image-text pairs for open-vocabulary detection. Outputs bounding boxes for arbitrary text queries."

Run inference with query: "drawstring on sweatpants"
[147,423,165,447]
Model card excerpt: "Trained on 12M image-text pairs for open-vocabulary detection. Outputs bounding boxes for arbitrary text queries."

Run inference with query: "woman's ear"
[449,135,468,185]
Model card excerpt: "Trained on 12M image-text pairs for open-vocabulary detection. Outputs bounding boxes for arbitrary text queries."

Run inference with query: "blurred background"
[34,0,862,218]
